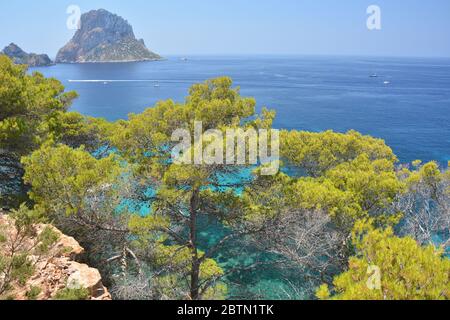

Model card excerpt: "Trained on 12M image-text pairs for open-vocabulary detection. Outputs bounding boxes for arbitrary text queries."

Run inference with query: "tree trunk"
[189,188,200,300]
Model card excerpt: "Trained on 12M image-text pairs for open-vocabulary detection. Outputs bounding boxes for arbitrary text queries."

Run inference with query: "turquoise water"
[32,55,450,166]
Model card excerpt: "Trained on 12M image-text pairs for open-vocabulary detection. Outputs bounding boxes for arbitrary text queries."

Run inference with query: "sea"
[30,55,450,299]
[31,55,450,166]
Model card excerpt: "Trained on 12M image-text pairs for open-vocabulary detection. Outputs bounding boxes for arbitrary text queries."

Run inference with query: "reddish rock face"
[0,212,111,300]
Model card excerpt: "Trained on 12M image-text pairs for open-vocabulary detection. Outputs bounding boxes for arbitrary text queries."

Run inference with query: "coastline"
[55,57,166,64]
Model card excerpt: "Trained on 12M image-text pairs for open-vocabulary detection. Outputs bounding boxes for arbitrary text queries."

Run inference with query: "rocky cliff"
[0,212,111,300]
[2,43,53,67]
[56,9,161,63]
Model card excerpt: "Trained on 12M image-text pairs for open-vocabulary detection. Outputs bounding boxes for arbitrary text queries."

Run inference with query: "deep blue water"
[32,55,450,165]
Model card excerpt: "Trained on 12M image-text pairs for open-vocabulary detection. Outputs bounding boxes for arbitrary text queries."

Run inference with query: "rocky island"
[56,9,161,63]
[1,43,53,67]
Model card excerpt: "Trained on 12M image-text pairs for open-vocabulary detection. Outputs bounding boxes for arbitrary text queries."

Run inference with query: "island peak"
[56,9,162,63]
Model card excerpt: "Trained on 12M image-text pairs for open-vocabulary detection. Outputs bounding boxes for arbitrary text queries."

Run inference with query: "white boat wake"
[69,79,158,83]
[68,79,194,83]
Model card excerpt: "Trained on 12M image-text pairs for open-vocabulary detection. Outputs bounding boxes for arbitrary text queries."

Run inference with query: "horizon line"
[40,53,450,61]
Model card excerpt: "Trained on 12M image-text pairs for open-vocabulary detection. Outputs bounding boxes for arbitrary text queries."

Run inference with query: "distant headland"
[1,43,53,67]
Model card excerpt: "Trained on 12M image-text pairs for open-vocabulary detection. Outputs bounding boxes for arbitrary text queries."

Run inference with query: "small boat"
[154,82,160,88]
[384,81,391,85]
[181,57,188,61]
[103,81,108,85]
[370,74,378,78]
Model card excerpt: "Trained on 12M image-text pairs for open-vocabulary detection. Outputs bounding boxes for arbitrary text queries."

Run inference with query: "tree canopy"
[0,55,77,156]
[317,223,450,300]
[1,55,448,300]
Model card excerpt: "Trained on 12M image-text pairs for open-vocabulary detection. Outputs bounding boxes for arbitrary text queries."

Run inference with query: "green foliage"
[402,161,442,194]
[246,155,403,230]
[9,253,34,286]
[48,111,115,152]
[25,286,41,300]
[22,144,124,218]
[110,77,274,300]
[324,155,404,221]
[287,177,361,224]
[186,77,256,129]
[318,225,450,300]
[53,287,90,300]
[0,55,78,208]
[36,226,60,255]
[10,204,47,232]
[0,55,77,155]
[281,130,397,177]
[315,284,331,300]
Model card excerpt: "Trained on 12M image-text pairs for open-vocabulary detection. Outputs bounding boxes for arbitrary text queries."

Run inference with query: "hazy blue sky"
[1,0,449,58]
